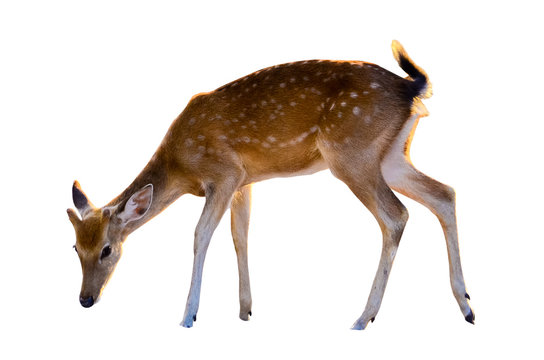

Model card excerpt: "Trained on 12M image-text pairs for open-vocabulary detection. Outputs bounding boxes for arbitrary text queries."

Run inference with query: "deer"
[67,40,474,330]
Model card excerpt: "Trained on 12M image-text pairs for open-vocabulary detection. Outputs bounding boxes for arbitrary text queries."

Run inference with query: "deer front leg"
[231,184,253,321]
[181,177,242,328]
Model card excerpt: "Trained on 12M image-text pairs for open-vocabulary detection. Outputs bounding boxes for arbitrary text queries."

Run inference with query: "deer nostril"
[79,296,94,308]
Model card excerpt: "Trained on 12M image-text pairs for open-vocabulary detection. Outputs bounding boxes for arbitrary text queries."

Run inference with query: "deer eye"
[101,245,112,260]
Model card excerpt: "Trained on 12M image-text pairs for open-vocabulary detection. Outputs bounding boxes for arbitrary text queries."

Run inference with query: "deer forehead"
[75,211,110,253]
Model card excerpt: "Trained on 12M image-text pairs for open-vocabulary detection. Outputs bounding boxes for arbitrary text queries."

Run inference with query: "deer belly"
[243,149,328,183]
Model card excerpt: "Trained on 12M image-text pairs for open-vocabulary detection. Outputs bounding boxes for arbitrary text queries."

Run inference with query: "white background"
[1,0,542,358]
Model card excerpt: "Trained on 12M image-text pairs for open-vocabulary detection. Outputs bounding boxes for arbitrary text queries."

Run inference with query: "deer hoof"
[180,313,196,328]
[239,310,252,321]
[464,309,475,324]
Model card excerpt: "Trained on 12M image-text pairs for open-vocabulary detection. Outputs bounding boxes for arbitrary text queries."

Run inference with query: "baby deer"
[67,41,473,329]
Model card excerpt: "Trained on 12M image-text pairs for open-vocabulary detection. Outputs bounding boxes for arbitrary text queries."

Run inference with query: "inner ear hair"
[118,184,153,224]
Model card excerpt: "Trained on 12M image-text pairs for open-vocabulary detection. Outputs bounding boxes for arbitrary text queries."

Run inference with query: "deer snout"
[79,295,94,308]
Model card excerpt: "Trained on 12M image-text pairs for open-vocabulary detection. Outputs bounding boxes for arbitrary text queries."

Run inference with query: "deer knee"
[395,205,409,240]
[431,184,456,219]
[438,184,456,204]
[379,203,408,245]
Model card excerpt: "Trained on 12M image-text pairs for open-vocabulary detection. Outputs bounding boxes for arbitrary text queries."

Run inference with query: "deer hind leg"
[320,140,409,330]
[181,172,244,328]
[230,184,253,321]
[381,111,474,324]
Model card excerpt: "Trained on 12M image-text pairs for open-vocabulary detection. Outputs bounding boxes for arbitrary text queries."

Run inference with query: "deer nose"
[79,296,94,308]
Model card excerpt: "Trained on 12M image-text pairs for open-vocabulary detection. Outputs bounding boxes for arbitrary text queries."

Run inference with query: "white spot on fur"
[280,83,286,88]
[267,136,277,143]
[370,82,380,89]
[350,92,358,98]
[290,77,296,83]
[300,94,306,99]
[185,138,194,147]
[337,112,342,118]
[218,135,227,141]
[353,106,361,115]
[197,135,205,141]
[188,118,196,125]
[290,101,297,107]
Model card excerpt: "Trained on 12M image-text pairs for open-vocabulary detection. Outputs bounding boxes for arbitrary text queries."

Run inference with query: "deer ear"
[72,181,93,216]
[67,208,81,227]
[118,184,153,224]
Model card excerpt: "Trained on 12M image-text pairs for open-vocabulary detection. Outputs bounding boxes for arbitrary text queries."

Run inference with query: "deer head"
[67,181,153,308]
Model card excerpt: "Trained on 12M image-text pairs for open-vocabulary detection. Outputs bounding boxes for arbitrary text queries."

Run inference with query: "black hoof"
[193,315,197,322]
[465,293,471,300]
[248,311,252,316]
[370,317,375,323]
[464,310,475,324]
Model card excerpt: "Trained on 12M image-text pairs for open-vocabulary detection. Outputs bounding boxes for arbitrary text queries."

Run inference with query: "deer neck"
[106,153,187,235]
